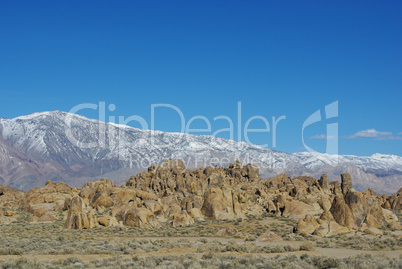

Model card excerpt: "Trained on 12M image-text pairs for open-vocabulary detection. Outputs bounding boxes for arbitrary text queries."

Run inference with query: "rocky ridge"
[0,159,400,238]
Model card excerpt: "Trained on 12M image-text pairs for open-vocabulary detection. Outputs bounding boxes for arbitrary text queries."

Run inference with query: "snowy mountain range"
[0,111,401,194]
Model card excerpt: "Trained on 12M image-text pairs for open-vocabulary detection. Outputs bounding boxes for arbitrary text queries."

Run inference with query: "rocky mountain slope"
[0,111,401,194]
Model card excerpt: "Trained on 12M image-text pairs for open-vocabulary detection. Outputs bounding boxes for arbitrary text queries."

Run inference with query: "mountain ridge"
[0,111,401,194]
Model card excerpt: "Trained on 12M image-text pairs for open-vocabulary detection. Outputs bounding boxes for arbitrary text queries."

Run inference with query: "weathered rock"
[345,189,385,227]
[98,215,120,227]
[366,214,380,228]
[123,207,161,228]
[320,210,334,221]
[18,181,74,215]
[362,188,377,197]
[136,190,158,201]
[245,163,261,181]
[160,195,181,217]
[201,186,244,220]
[327,220,350,236]
[386,188,401,209]
[319,174,329,190]
[296,215,320,235]
[93,193,114,209]
[331,181,342,196]
[382,208,398,223]
[0,185,25,209]
[64,196,96,229]
[143,200,163,216]
[341,173,353,196]
[330,195,357,229]
[172,211,193,227]
[282,199,320,220]
[264,174,289,191]
[2,159,398,236]
[318,197,332,212]
[189,208,204,220]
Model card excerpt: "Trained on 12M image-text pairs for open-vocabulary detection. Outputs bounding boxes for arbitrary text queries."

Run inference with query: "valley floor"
[0,212,401,268]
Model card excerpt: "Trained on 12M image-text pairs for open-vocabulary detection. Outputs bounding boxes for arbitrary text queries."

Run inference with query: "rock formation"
[0,159,400,237]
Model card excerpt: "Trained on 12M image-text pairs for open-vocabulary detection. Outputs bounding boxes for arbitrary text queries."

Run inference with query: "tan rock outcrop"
[98,215,120,227]
[64,196,97,229]
[172,211,193,227]
[1,159,398,237]
[330,195,357,229]
[296,214,320,235]
[201,186,244,220]
[123,207,161,228]
[282,199,320,220]
[341,173,353,196]
[319,174,329,190]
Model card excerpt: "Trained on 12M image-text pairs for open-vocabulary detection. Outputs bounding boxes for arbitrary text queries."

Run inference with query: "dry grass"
[1,253,401,269]
[0,210,401,268]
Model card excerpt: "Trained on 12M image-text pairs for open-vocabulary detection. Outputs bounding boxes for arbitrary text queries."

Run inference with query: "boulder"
[327,221,350,236]
[382,208,398,223]
[124,207,161,228]
[143,200,163,216]
[201,187,244,220]
[296,214,320,235]
[98,215,120,227]
[282,199,320,220]
[345,190,385,227]
[189,208,204,220]
[366,214,380,228]
[64,196,96,229]
[172,211,193,227]
[245,163,261,181]
[386,189,401,209]
[330,195,357,229]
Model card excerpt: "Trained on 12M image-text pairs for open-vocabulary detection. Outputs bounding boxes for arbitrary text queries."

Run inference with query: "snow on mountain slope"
[0,111,401,193]
[293,152,402,172]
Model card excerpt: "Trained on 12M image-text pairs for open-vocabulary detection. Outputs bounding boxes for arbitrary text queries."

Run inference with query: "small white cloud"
[310,134,336,139]
[348,129,392,139]
[374,136,402,141]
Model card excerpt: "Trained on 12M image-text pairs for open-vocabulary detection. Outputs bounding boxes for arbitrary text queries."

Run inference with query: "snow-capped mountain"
[293,152,402,172]
[0,111,401,194]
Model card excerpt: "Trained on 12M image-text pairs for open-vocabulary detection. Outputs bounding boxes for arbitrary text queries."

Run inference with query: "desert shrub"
[299,242,315,251]
[245,235,257,241]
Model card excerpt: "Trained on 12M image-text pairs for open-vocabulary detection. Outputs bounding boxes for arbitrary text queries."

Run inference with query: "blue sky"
[1,1,401,156]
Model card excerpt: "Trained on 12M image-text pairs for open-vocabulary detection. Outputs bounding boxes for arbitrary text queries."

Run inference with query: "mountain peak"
[0,111,401,194]
[12,110,73,120]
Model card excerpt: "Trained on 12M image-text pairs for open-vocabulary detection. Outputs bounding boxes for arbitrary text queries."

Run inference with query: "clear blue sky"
[1,1,401,156]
